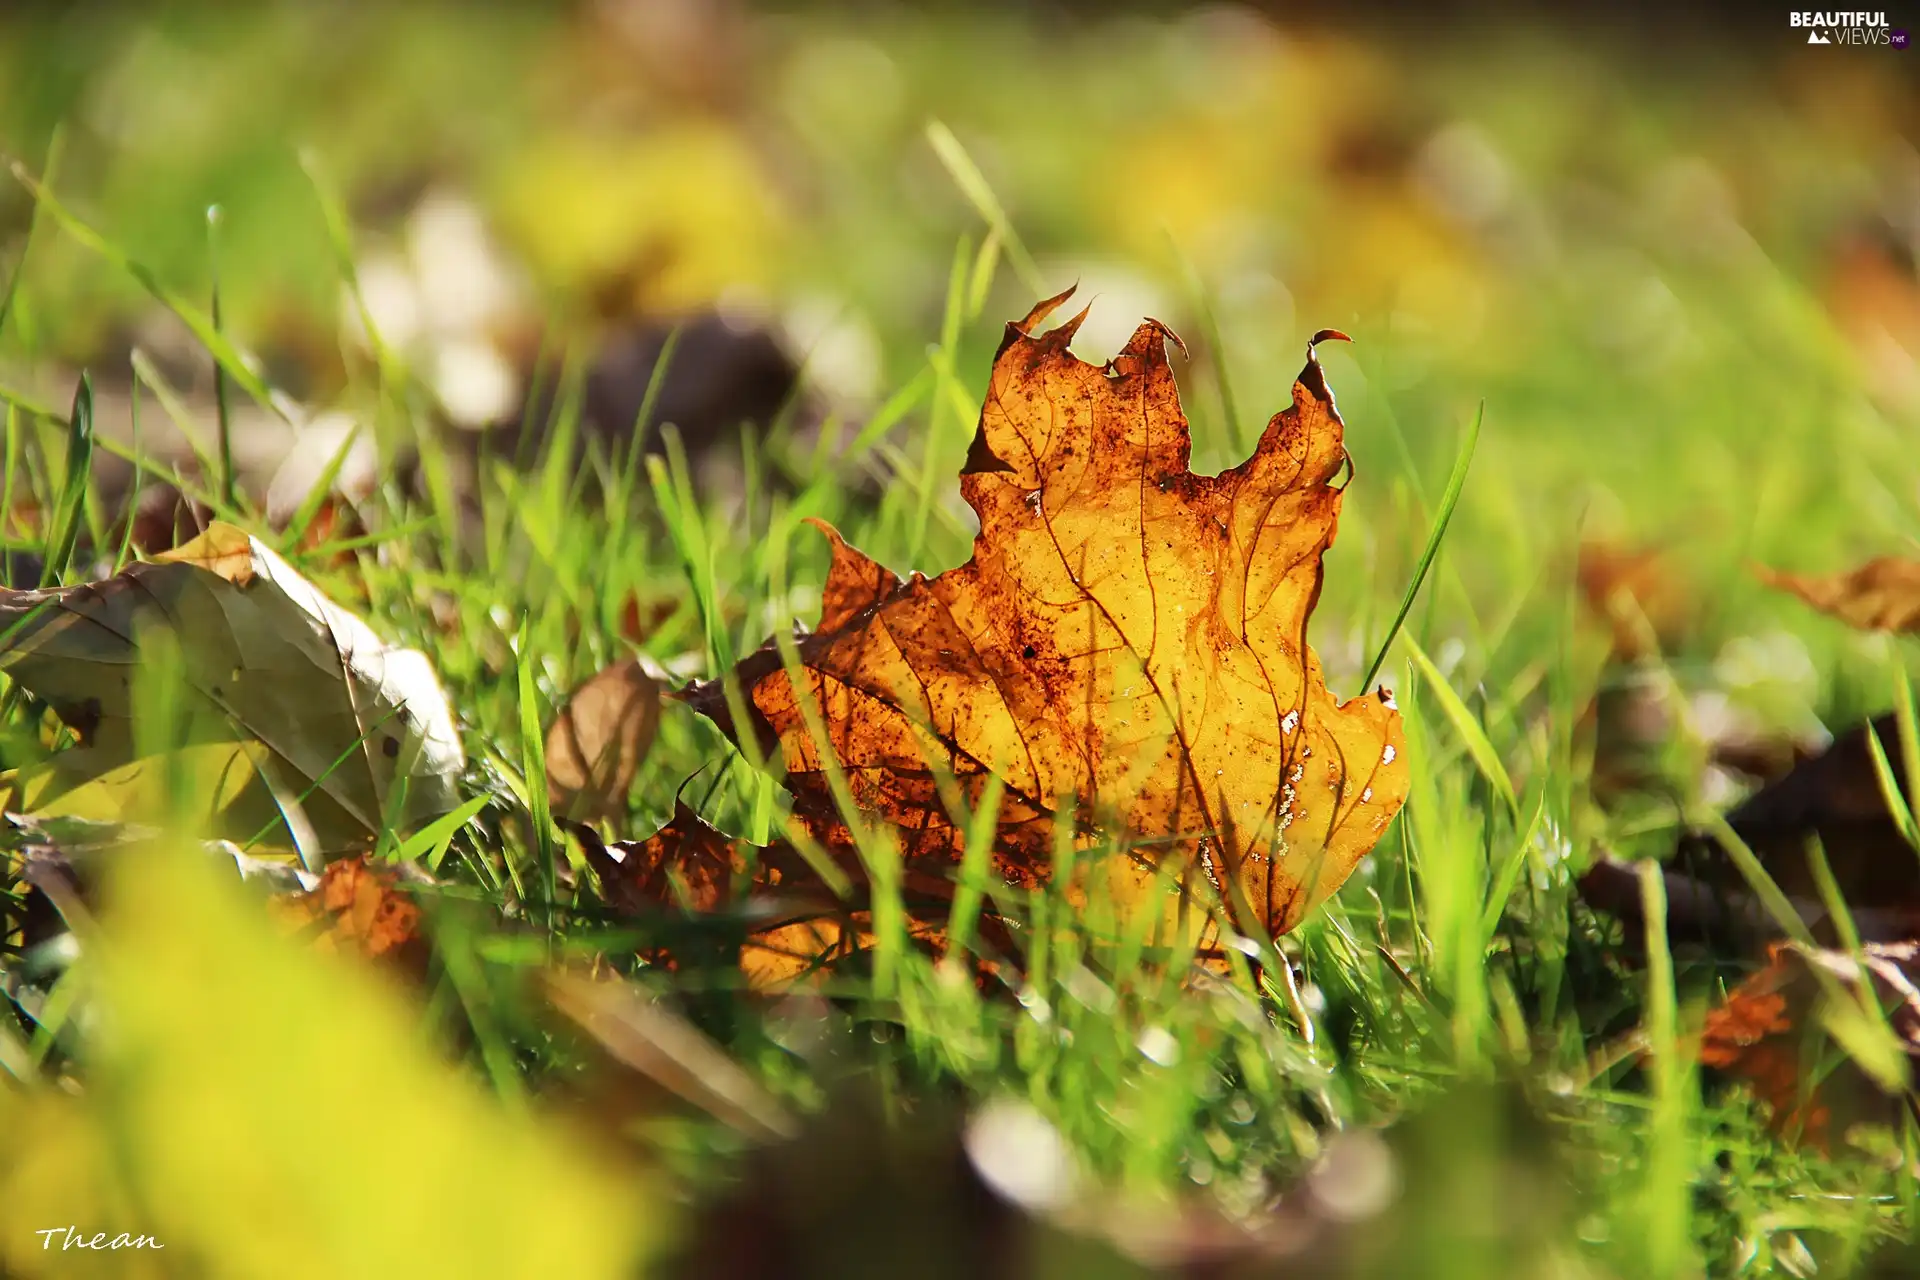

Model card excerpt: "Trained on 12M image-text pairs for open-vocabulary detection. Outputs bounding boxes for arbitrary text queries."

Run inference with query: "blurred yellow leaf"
[492,124,783,314]
[0,846,651,1279]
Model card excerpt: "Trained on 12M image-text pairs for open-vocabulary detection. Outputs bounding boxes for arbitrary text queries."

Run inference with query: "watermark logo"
[32,1226,164,1253]
[1789,11,1896,44]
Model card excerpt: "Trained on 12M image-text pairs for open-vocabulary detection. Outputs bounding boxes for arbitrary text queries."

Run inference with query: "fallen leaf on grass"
[268,855,433,975]
[0,521,465,856]
[1759,556,1920,634]
[1587,709,1920,954]
[683,292,1407,947]
[1700,940,1920,1147]
[567,808,900,987]
[546,658,662,821]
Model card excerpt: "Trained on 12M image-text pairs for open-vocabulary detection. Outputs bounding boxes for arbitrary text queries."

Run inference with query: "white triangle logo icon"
[1808,28,1830,42]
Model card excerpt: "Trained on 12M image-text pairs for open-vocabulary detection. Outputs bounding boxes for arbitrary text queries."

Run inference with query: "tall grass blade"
[40,372,93,587]
[207,205,236,508]
[7,162,284,417]
[1362,401,1482,691]
[925,121,1047,297]
[0,127,60,344]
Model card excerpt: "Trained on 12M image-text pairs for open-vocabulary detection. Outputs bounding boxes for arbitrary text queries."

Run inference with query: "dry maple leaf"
[1758,556,1920,634]
[684,291,1408,942]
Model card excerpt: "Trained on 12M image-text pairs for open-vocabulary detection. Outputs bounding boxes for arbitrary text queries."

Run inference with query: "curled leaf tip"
[1012,285,1079,339]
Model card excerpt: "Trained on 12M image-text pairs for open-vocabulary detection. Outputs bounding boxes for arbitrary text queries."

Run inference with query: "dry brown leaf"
[1686,711,1920,922]
[545,658,662,821]
[1759,556,1920,634]
[683,291,1407,947]
[1577,540,1694,662]
[1700,940,1920,1147]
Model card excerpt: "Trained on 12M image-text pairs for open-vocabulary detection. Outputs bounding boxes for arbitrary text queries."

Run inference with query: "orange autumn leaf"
[270,855,429,975]
[568,808,945,987]
[1758,556,1920,634]
[683,291,1408,943]
[1700,940,1920,1148]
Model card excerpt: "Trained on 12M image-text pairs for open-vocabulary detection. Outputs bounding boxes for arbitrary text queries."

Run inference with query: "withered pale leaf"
[0,522,464,854]
[541,969,795,1141]
[545,658,662,821]
[685,292,1408,941]
[1758,556,1920,633]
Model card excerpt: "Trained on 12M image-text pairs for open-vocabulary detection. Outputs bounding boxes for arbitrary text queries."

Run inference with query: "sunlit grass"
[0,10,1916,1276]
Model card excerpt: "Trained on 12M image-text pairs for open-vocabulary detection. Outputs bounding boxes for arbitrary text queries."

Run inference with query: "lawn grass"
[1,9,1917,1277]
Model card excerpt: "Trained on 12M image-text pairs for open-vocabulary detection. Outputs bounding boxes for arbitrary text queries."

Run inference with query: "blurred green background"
[2,3,1918,1276]
[2,1,1914,682]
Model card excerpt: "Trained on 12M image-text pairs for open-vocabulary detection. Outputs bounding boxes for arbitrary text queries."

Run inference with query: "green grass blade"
[395,795,491,870]
[279,425,364,553]
[1636,860,1694,1276]
[620,325,682,492]
[1478,787,1545,945]
[1402,631,1517,815]
[1890,660,1920,855]
[925,121,1047,298]
[0,126,60,344]
[207,205,236,508]
[516,622,558,936]
[1168,239,1244,454]
[1361,401,1482,691]
[1863,718,1920,853]
[1697,810,1817,948]
[848,366,933,460]
[40,373,93,587]
[965,226,1002,320]
[7,161,284,418]
[946,773,1005,958]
